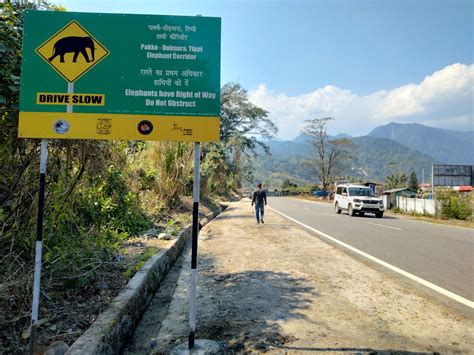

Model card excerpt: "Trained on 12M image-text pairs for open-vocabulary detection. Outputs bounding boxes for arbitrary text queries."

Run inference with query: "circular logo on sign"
[53,120,70,134]
[137,120,153,135]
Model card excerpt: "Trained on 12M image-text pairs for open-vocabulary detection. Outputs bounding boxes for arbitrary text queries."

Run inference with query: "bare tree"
[302,117,353,191]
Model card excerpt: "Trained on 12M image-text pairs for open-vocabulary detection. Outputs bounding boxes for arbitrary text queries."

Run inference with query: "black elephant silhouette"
[48,36,95,63]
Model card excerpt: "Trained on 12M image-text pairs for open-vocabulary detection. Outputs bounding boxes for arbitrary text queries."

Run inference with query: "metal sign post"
[29,83,73,354]
[188,142,200,348]
[29,138,48,355]
[431,165,435,199]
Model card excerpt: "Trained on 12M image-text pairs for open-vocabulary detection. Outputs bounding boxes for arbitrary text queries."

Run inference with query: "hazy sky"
[51,0,473,139]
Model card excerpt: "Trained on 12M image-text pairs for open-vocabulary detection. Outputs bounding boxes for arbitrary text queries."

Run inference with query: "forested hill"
[350,136,436,181]
[369,123,474,165]
[254,135,437,186]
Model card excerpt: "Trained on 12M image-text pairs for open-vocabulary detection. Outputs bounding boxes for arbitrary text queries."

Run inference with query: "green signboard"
[19,11,221,141]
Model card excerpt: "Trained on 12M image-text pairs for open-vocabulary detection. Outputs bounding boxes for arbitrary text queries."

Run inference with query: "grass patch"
[123,246,159,279]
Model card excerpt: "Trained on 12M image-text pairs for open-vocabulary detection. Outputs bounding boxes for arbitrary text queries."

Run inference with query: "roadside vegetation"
[0,2,277,352]
[435,190,472,221]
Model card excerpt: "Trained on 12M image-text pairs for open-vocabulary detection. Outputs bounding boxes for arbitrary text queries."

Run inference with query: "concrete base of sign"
[170,340,223,355]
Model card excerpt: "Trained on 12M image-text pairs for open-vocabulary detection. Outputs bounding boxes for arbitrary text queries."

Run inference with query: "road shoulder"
[140,199,473,353]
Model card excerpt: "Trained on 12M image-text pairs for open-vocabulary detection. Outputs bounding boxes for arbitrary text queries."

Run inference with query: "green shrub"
[133,141,194,213]
[438,191,472,220]
[123,246,158,279]
[392,207,402,214]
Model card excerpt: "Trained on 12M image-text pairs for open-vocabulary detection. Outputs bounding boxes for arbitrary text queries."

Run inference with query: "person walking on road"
[251,183,267,224]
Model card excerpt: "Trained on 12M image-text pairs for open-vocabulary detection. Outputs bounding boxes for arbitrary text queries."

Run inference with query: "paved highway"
[268,197,474,304]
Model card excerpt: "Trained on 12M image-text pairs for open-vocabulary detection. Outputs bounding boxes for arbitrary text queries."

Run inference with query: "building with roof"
[383,188,417,209]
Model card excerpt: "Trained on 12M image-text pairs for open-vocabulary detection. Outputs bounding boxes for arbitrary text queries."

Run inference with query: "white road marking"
[323,212,337,217]
[368,222,403,231]
[303,207,311,210]
[268,206,474,309]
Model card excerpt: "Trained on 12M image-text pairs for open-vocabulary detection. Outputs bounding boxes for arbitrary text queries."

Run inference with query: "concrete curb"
[66,204,227,355]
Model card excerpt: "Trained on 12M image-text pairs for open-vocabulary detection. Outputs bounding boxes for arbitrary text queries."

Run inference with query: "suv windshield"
[348,187,374,197]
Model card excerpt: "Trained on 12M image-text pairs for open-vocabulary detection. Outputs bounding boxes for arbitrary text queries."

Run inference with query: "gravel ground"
[127,199,474,354]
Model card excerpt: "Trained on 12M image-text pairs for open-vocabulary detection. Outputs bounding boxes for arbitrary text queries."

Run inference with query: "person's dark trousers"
[255,203,264,223]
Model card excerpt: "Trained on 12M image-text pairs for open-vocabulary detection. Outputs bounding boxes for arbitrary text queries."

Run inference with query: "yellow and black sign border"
[35,20,110,83]
[18,112,221,142]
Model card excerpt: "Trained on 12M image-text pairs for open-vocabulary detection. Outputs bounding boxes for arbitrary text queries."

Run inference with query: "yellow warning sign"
[36,21,109,83]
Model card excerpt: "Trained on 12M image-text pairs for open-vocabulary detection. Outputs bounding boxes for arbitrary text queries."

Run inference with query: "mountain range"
[253,122,473,187]
[368,123,474,165]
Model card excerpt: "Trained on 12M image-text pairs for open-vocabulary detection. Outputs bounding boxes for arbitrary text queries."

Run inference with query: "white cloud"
[249,63,474,139]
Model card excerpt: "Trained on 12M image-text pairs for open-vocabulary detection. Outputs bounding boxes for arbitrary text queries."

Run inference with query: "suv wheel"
[348,204,355,216]
[376,211,384,218]
[335,202,341,214]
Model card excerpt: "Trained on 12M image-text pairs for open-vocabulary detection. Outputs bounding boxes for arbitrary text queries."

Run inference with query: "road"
[126,199,474,353]
[269,197,474,304]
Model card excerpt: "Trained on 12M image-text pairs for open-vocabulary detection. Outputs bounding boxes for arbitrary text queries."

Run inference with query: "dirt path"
[128,199,474,353]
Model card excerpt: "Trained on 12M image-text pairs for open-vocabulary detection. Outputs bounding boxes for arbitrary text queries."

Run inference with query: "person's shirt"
[252,188,267,205]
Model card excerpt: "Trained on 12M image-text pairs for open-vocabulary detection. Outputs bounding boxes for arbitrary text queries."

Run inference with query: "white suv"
[334,184,384,218]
